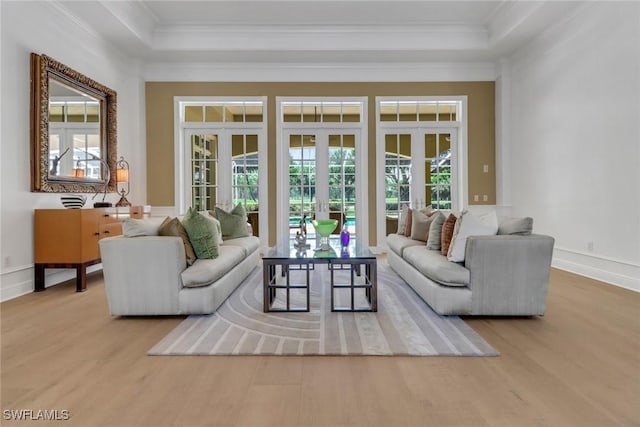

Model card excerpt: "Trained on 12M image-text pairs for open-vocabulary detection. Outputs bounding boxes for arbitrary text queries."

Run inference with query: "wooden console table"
[34,208,122,292]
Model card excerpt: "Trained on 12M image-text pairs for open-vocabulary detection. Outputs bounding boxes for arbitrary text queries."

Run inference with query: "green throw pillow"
[213,204,250,240]
[181,207,221,259]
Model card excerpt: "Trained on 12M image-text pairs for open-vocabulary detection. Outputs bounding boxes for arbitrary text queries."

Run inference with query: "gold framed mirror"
[30,53,117,193]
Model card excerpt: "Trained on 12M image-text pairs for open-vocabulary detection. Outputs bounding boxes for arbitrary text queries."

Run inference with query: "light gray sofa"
[99,235,260,315]
[387,231,555,316]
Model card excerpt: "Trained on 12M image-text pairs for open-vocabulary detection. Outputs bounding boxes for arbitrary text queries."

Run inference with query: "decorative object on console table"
[93,159,113,208]
[115,156,131,207]
[34,208,122,292]
[60,194,86,209]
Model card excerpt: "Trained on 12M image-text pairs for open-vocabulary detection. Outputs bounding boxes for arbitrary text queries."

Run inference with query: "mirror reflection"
[48,78,103,179]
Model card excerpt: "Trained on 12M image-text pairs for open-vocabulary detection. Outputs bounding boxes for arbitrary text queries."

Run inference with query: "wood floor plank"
[1,267,639,427]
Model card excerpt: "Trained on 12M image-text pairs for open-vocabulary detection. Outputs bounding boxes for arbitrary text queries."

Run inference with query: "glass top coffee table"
[262,236,377,313]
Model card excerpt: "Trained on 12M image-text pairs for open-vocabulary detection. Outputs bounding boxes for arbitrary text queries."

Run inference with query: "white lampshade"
[116,168,129,183]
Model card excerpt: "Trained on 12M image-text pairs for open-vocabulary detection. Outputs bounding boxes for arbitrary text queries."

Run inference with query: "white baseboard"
[0,266,34,301]
[0,264,103,302]
[552,247,640,292]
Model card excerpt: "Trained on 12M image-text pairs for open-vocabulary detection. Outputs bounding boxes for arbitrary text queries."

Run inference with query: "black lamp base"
[93,202,113,208]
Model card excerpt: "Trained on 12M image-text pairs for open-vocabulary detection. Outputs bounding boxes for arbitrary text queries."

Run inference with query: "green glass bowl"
[311,219,338,237]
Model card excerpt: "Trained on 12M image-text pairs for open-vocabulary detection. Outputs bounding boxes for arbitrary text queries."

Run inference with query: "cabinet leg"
[34,264,46,292]
[76,264,87,292]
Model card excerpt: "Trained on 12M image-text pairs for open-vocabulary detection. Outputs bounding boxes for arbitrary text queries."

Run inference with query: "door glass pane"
[231,134,260,235]
[384,134,412,235]
[191,134,218,211]
[289,134,316,229]
[328,134,356,234]
[425,133,452,210]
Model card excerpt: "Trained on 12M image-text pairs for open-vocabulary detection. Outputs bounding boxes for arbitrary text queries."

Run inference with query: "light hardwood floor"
[2,265,639,427]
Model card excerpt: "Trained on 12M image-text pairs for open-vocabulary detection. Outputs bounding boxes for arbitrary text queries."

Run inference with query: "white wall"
[507,2,640,291]
[0,1,146,301]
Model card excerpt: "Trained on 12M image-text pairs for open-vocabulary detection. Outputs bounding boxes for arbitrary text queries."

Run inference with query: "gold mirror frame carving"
[30,53,117,193]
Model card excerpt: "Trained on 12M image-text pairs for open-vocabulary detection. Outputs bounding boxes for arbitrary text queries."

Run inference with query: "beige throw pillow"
[410,209,436,242]
[122,217,161,237]
[426,211,445,250]
[159,216,197,266]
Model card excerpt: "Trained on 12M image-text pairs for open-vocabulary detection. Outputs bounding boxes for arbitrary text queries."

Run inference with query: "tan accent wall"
[145,82,495,246]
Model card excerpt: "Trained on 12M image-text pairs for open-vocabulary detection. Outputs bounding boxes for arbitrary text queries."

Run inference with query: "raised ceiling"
[58,0,582,64]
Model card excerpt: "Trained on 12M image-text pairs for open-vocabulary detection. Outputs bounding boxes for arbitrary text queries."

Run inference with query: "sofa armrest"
[464,234,555,315]
[99,236,188,315]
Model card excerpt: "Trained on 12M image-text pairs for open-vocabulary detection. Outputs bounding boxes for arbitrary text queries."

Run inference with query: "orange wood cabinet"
[34,208,122,292]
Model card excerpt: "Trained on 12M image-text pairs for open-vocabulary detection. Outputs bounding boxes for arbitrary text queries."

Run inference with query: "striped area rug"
[148,262,497,356]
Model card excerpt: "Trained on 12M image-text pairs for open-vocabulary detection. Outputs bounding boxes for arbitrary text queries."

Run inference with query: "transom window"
[49,100,100,123]
[379,101,459,122]
[281,101,362,123]
[183,101,264,123]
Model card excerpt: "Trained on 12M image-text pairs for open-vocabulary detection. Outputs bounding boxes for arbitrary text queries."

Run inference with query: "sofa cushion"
[221,235,260,257]
[386,233,425,257]
[403,246,469,287]
[182,208,222,259]
[159,216,197,266]
[498,217,533,235]
[181,245,245,288]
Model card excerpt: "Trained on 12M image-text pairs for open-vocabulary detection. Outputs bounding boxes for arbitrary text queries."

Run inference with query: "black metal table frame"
[262,257,377,313]
[329,259,377,312]
[263,258,313,312]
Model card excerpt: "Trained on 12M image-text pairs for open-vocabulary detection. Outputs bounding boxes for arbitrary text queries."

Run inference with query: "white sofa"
[99,234,260,315]
[387,217,555,316]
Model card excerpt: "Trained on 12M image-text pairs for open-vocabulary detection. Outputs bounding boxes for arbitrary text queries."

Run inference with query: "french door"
[382,128,457,235]
[283,129,359,236]
[183,129,262,233]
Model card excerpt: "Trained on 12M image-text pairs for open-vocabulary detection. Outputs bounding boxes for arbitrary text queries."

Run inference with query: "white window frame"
[375,96,468,249]
[174,96,268,245]
[276,97,368,246]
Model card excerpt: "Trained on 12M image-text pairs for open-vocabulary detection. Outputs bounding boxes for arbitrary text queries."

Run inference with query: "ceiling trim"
[143,61,498,82]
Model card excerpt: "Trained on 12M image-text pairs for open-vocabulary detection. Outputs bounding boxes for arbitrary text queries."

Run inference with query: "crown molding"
[143,61,497,82]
